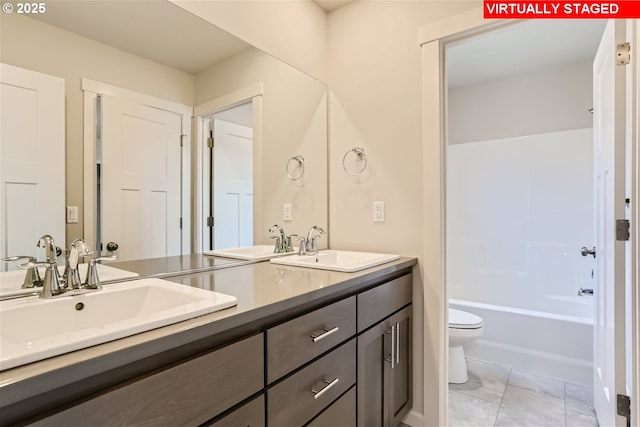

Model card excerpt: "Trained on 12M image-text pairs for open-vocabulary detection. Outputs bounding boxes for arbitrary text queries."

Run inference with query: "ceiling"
[446,19,607,88]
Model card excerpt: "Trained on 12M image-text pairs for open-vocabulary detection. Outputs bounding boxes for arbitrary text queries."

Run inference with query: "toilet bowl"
[448,308,483,384]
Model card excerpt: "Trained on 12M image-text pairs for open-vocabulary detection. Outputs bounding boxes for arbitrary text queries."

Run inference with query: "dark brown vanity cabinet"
[357,275,413,427]
[21,269,413,427]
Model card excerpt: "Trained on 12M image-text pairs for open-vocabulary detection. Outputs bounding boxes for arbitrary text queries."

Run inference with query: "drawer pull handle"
[310,326,339,343]
[311,377,340,399]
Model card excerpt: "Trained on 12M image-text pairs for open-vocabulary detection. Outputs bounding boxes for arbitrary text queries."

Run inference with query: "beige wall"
[170,0,328,82]
[326,2,480,424]
[195,47,328,243]
[0,13,195,245]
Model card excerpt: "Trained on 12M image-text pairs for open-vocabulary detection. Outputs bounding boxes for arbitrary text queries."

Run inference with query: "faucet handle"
[19,261,64,298]
[83,253,119,289]
[3,256,43,288]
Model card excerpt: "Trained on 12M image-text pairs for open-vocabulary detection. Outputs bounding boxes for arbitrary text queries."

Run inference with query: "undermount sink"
[0,264,139,299]
[0,278,237,371]
[203,244,295,261]
[269,250,400,273]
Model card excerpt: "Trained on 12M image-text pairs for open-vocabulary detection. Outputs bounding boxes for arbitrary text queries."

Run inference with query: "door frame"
[82,79,192,255]
[419,12,638,427]
[192,83,263,253]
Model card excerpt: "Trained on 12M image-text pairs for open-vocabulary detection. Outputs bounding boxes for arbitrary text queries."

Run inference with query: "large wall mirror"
[1,0,327,268]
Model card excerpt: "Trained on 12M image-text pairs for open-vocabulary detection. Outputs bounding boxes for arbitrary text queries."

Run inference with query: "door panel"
[592,19,627,427]
[101,95,181,261]
[0,64,65,266]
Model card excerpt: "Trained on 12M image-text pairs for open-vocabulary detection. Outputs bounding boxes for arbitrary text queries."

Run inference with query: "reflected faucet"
[269,224,292,253]
[2,256,42,288]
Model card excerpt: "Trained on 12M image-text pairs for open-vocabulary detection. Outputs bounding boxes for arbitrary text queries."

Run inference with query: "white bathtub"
[449,298,593,386]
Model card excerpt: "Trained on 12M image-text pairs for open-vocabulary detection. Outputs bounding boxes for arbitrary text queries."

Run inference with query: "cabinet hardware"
[385,325,396,368]
[310,326,339,343]
[311,377,339,399]
[395,322,401,365]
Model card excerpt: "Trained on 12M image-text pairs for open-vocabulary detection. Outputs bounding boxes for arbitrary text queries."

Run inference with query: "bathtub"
[449,298,593,386]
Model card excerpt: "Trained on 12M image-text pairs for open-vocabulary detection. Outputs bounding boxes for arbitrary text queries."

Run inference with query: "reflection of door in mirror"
[99,94,184,262]
[204,102,253,250]
[0,64,65,270]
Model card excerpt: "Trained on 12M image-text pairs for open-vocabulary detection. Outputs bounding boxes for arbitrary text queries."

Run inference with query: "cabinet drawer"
[30,334,264,427]
[267,296,356,382]
[357,274,411,332]
[268,339,356,427]
[307,386,356,427]
[207,395,264,427]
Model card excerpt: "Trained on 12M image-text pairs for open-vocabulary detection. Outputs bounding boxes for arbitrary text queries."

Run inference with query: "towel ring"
[342,147,367,176]
[286,155,305,181]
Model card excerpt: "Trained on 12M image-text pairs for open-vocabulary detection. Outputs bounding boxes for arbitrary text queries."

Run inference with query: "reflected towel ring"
[342,147,367,176]
[286,155,305,180]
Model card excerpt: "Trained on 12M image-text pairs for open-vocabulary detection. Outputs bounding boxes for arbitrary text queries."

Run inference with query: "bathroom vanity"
[0,257,416,427]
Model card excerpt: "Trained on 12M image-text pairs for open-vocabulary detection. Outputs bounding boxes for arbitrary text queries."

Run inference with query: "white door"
[0,64,65,268]
[212,119,253,250]
[592,19,628,427]
[101,95,182,261]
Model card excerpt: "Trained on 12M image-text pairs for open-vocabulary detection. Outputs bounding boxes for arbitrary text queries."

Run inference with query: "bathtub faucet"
[577,287,594,296]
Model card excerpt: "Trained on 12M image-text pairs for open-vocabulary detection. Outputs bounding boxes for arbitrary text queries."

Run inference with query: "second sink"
[269,250,400,272]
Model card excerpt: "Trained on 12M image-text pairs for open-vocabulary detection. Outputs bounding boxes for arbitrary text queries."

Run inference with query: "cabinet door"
[208,395,264,427]
[357,320,390,427]
[389,306,412,427]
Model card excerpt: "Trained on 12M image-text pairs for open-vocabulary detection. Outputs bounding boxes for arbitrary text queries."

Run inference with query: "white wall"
[1,13,195,245]
[169,0,328,82]
[447,129,595,316]
[448,61,594,144]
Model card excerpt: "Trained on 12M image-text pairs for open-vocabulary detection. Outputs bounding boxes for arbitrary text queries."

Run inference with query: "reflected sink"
[0,278,237,371]
[203,244,295,261]
[269,250,400,272]
[0,264,139,299]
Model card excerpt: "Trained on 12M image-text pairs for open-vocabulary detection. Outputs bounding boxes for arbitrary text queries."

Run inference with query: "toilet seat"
[449,308,483,329]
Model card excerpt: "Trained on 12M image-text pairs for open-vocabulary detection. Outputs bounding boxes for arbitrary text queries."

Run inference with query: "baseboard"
[402,409,424,427]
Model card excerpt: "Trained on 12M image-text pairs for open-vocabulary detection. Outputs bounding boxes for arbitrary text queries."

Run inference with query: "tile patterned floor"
[448,358,599,427]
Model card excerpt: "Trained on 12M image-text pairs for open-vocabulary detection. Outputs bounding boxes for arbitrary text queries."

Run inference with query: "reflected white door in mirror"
[0,64,65,270]
[82,79,192,262]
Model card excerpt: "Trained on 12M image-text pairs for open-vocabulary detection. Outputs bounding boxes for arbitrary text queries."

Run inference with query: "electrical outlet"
[373,201,385,222]
[283,203,292,221]
[66,206,79,224]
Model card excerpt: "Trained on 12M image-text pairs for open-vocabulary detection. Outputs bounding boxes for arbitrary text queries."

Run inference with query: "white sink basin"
[203,244,295,261]
[269,250,400,272]
[0,264,139,299]
[0,278,237,371]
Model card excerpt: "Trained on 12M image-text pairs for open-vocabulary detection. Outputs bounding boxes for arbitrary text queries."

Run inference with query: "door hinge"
[616,219,630,241]
[207,137,214,148]
[179,217,183,229]
[616,42,631,66]
[180,134,186,147]
[617,393,631,419]
[206,217,214,227]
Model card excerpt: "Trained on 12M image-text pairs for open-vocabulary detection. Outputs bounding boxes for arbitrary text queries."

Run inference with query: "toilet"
[448,308,484,384]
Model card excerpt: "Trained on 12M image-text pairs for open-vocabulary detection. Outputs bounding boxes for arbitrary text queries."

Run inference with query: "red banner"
[484,1,640,18]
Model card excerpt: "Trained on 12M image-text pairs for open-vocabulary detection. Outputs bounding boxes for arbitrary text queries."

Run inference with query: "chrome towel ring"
[342,147,367,176]
[286,155,305,181]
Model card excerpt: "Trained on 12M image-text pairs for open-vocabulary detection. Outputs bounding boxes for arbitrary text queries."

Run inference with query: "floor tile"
[507,369,565,400]
[449,390,500,427]
[494,384,566,427]
[450,358,511,404]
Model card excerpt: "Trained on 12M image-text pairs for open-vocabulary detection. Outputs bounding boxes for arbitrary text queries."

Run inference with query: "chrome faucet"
[18,260,65,298]
[269,224,293,253]
[297,226,326,255]
[66,239,94,290]
[2,256,43,288]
